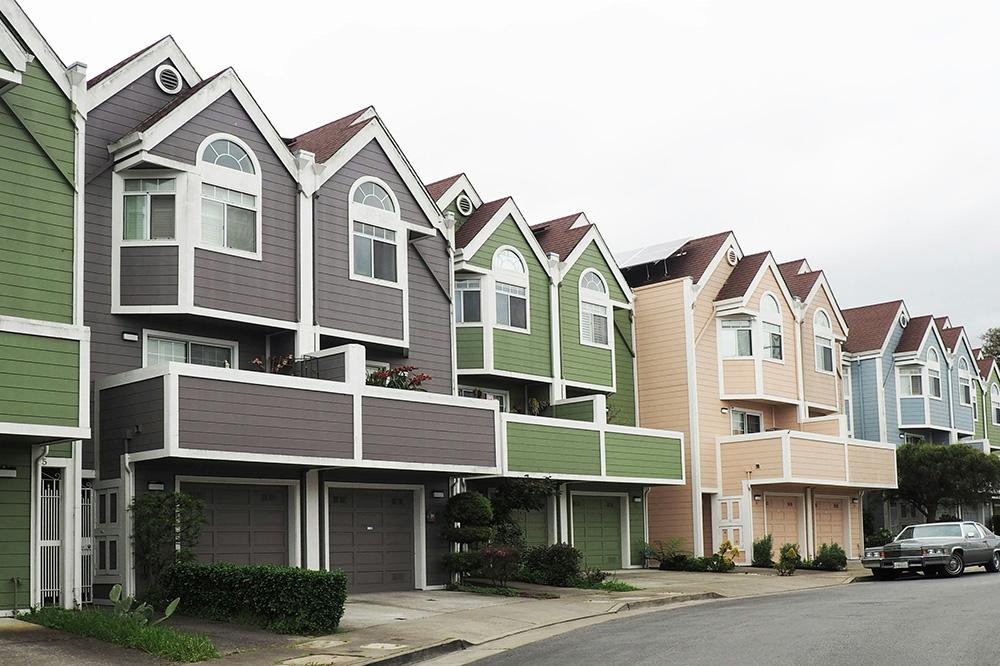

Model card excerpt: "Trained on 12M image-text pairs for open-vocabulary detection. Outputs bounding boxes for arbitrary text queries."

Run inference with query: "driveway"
[0,618,166,666]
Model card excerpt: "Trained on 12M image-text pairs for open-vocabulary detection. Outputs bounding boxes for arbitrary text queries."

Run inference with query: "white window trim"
[760,291,784,364]
[959,358,973,407]
[730,408,764,436]
[141,329,240,369]
[114,169,185,249]
[196,133,263,261]
[348,176,406,291]
[492,245,531,335]
[579,269,612,350]
[926,348,943,401]
[720,318,754,359]
[458,385,511,412]
[898,365,924,398]
[122,177,179,243]
[814,308,835,374]
[991,385,1000,427]
[455,277,482,327]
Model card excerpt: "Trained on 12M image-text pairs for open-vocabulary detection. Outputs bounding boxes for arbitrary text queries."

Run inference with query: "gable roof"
[0,0,75,98]
[778,259,808,280]
[977,354,997,381]
[426,174,462,202]
[128,70,223,134]
[665,231,734,283]
[715,251,769,301]
[842,300,904,353]
[935,317,951,332]
[288,107,373,162]
[88,37,162,87]
[84,35,201,112]
[940,326,963,354]
[895,315,933,354]
[531,214,590,259]
[455,197,510,249]
[783,270,821,301]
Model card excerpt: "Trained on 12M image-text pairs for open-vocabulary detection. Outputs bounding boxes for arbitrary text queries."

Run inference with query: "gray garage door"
[183,483,288,566]
[328,488,415,592]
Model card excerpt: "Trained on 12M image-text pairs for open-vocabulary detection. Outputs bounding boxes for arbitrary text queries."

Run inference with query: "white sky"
[25,0,1000,341]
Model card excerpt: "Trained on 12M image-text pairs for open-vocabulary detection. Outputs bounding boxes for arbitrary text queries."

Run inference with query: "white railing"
[81,485,94,604]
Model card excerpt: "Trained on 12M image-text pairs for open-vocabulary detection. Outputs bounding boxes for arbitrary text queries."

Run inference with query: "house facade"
[620,232,897,562]
[0,1,90,614]
[427,174,684,570]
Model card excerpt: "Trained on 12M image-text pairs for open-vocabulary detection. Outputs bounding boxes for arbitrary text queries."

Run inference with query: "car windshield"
[897,524,962,539]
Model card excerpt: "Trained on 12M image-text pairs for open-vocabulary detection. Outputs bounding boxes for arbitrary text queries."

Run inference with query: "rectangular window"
[353,221,396,282]
[147,335,234,368]
[721,320,752,358]
[763,322,782,360]
[455,279,481,323]
[928,369,942,398]
[365,361,390,385]
[123,178,175,240]
[816,337,834,372]
[961,381,973,407]
[581,301,609,346]
[496,282,527,329]
[973,391,979,421]
[731,410,763,435]
[459,387,508,412]
[900,367,923,397]
[201,183,257,253]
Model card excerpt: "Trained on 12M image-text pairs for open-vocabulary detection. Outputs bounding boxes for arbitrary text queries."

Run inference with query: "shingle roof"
[784,270,821,301]
[940,326,963,354]
[978,355,995,380]
[425,175,462,202]
[778,259,808,281]
[455,197,510,249]
[895,315,933,354]
[531,214,590,260]
[662,231,733,283]
[842,300,904,353]
[715,251,769,302]
[935,317,950,331]
[88,37,167,88]
[128,71,223,135]
[288,107,373,163]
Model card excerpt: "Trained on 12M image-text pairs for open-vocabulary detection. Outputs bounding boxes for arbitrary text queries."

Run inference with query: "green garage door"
[572,495,622,570]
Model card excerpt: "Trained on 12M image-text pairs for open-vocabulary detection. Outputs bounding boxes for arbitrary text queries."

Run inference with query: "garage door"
[328,488,415,592]
[764,495,802,559]
[183,483,288,566]
[572,495,622,570]
[814,498,847,549]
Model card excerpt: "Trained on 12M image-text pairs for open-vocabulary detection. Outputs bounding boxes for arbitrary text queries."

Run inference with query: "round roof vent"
[726,247,739,266]
[455,193,474,216]
[155,64,182,95]
[900,314,909,328]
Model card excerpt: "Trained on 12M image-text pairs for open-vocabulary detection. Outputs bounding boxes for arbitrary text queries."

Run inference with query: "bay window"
[721,319,752,358]
[455,278,482,323]
[123,178,175,240]
[900,366,923,397]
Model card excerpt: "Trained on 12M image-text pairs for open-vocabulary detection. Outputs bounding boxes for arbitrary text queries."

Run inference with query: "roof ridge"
[88,35,171,88]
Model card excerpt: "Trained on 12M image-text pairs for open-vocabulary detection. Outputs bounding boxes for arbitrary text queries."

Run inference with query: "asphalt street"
[475,569,1000,665]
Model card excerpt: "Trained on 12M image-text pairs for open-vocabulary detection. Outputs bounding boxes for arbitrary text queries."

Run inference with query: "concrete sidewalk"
[200,565,860,665]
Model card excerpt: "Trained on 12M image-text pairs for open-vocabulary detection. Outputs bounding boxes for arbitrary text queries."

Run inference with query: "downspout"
[793,302,806,425]
[548,253,562,403]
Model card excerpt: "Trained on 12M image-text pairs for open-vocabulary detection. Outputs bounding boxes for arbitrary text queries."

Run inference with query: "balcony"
[502,395,686,485]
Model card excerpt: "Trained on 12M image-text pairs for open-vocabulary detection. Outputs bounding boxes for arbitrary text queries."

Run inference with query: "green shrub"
[492,522,526,549]
[752,534,774,567]
[519,543,583,586]
[445,492,493,526]
[23,607,218,662]
[647,538,692,571]
[865,528,894,547]
[813,543,847,571]
[704,541,739,573]
[441,525,495,544]
[479,545,522,587]
[775,543,799,576]
[158,562,347,634]
[442,551,484,578]
[129,492,205,586]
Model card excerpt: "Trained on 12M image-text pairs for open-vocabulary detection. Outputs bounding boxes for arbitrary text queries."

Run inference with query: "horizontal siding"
[120,245,178,306]
[313,353,345,382]
[900,397,925,425]
[506,422,600,475]
[720,438,783,496]
[99,378,164,480]
[0,446,30,612]
[456,326,484,369]
[0,332,78,427]
[604,432,683,480]
[722,359,755,394]
[549,401,594,422]
[362,396,496,467]
[560,242,616,387]
[847,445,895,485]
[607,308,636,426]
[789,438,846,480]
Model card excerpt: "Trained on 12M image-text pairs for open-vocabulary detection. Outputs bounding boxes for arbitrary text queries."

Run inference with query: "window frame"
[959,358,973,407]
[579,269,612,350]
[348,177,405,290]
[458,385,510,412]
[731,408,764,436]
[760,292,783,362]
[992,385,1000,427]
[899,365,924,397]
[720,318,753,359]
[455,277,482,325]
[196,133,263,261]
[814,309,835,374]
[491,245,531,334]
[122,177,177,242]
[141,329,239,370]
[926,347,942,400]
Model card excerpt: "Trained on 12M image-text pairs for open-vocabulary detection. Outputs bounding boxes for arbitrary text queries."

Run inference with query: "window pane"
[226,206,256,252]
[108,540,117,571]
[190,343,232,368]
[354,235,373,277]
[109,493,118,524]
[737,329,753,356]
[124,195,146,240]
[149,195,175,239]
[463,290,481,323]
[373,239,396,281]
[147,337,186,366]
[746,413,762,433]
[593,314,609,345]
[202,199,225,247]
[496,293,510,326]
[510,296,527,329]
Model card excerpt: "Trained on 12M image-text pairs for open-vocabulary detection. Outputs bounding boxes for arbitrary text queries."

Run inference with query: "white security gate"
[39,469,61,606]
[81,485,94,604]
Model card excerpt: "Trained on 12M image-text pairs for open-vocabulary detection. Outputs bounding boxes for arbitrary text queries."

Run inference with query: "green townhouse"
[425,173,684,570]
[973,350,1000,517]
[0,0,90,615]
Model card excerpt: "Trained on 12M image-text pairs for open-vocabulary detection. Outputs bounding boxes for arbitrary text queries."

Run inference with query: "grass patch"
[23,607,219,663]
[449,582,559,599]
[571,578,641,592]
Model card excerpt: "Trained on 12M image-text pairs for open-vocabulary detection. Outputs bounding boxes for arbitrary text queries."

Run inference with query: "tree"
[982,328,1000,360]
[894,442,1000,521]
[129,491,205,585]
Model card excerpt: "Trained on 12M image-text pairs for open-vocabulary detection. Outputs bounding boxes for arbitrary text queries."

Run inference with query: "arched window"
[492,247,528,331]
[926,347,942,399]
[349,178,402,285]
[814,309,834,372]
[761,293,782,361]
[959,358,973,406]
[992,385,1000,426]
[579,270,610,347]
[198,134,261,256]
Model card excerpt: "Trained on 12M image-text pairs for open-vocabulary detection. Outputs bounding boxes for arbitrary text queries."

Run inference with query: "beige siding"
[720,437,783,496]
[847,445,896,485]
[647,485,695,552]
[722,359,756,394]
[800,417,844,437]
[802,288,841,409]
[789,437,846,480]
[850,497,863,557]
[750,269,798,401]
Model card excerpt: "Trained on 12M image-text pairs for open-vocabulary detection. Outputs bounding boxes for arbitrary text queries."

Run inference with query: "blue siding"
[882,322,905,445]
[900,397,925,425]
[920,336,951,429]
[853,358,880,441]
[953,345,976,434]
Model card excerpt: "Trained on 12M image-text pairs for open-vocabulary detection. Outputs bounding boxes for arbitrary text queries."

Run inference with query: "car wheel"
[944,552,965,577]
[872,569,898,581]
[986,552,1000,573]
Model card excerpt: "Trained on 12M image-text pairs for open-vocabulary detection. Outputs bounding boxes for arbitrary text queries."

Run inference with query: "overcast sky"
[26,0,1000,342]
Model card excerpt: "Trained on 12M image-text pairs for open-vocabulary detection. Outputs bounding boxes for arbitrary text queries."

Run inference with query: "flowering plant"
[366,365,431,391]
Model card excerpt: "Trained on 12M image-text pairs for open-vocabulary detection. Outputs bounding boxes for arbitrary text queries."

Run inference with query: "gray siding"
[177,376,354,458]
[150,92,298,322]
[98,378,165,480]
[120,246,178,306]
[882,322,904,444]
[362,396,496,467]
[313,353,345,382]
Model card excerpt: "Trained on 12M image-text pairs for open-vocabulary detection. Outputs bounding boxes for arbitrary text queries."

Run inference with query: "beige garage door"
[765,495,802,558]
[814,498,847,550]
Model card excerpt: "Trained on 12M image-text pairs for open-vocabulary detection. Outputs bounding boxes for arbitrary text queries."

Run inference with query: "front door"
[765,495,802,559]
[572,495,623,570]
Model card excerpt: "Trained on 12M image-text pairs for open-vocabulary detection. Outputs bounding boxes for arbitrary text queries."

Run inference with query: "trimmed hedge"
[158,562,347,634]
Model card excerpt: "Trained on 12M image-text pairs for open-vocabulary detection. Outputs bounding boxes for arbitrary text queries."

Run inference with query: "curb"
[367,639,470,665]
[611,591,725,612]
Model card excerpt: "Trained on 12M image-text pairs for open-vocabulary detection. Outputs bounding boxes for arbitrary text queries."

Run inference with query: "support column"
[558,484,570,543]
[304,470,320,570]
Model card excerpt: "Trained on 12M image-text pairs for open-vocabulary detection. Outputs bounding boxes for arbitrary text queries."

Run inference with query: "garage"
[764,494,802,558]
[814,497,847,549]
[328,487,415,592]
[572,494,623,570]
[182,482,289,566]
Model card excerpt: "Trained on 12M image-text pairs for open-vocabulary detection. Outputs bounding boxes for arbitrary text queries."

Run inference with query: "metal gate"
[39,469,61,606]
[81,484,94,604]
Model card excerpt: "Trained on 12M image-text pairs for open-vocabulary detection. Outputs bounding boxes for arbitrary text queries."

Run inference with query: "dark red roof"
[715,252,769,301]
[455,197,510,249]
[128,71,223,135]
[289,107,373,163]
[978,355,995,380]
[934,317,950,331]
[426,174,462,202]
[88,37,169,88]
[784,270,821,301]
[663,231,733,283]
[940,326,963,354]
[778,259,808,281]
[895,315,933,354]
[531,214,590,259]
[842,300,904,353]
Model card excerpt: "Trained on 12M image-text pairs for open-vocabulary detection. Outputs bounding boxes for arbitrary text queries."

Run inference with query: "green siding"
[507,422,600,475]
[444,195,472,229]
[46,441,73,458]
[560,241,615,387]
[629,494,645,566]
[0,57,75,324]
[604,432,683,480]
[607,309,636,426]
[549,401,594,422]
[0,445,31,612]
[467,217,552,378]
[456,326,484,369]
[0,332,79,427]
[984,367,1000,444]
[976,382,987,439]
[513,508,548,547]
